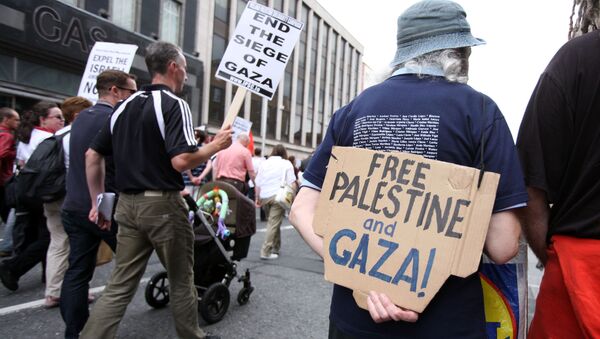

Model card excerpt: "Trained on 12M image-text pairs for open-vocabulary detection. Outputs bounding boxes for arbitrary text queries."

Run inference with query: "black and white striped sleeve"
[161,90,198,158]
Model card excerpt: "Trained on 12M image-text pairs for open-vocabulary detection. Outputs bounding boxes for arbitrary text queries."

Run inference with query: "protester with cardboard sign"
[516,19,600,339]
[289,1,527,338]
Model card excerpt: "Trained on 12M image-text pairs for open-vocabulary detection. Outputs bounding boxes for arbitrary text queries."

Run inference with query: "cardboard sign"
[77,42,138,103]
[216,1,303,99]
[313,146,500,312]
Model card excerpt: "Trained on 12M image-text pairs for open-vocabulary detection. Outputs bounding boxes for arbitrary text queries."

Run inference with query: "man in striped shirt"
[82,41,231,339]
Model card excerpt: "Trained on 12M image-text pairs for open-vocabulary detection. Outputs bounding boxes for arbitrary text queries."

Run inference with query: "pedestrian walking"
[516,11,600,338]
[43,96,92,309]
[81,41,231,339]
[0,102,64,291]
[213,133,255,194]
[255,144,296,260]
[290,1,527,337]
[59,70,137,339]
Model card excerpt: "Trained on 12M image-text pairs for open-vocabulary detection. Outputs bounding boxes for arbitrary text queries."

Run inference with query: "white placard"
[77,42,138,103]
[216,2,303,99]
[232,116,253,140]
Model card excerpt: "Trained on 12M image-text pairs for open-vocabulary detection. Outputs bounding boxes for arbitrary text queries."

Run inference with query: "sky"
[316,0,574,138]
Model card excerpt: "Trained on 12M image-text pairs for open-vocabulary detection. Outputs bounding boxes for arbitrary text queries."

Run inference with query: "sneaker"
[0,261,18,291]
[260,253,279,260]
[44,296,60,308]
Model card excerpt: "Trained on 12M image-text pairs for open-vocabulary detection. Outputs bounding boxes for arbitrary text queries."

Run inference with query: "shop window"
[0,54,14,81]
[16,60,79,96]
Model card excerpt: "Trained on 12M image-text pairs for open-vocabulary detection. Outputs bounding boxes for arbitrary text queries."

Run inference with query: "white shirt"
[17,128,53,163]
[56,125,71,170]
[248,156,265,188]
[255,156,295,199]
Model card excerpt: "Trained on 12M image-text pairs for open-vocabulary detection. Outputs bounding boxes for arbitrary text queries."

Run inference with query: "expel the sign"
[77,42,138,103]
[313,147,500,312]
[216,2,303,99]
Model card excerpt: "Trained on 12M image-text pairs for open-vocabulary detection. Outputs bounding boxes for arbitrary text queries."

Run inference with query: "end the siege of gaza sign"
[313,146,500,313]
[216,1,303,99]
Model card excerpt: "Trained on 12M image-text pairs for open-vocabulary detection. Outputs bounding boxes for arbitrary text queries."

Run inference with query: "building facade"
[0,0,203,115]
[0,0,363,156]
[198,0,363,155]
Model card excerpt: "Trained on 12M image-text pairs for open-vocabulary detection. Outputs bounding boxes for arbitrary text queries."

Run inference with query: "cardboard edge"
[313,146,344,237]
[451,172,500,277]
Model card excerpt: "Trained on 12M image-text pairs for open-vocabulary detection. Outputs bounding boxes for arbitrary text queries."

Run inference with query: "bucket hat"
[390,0,485,67]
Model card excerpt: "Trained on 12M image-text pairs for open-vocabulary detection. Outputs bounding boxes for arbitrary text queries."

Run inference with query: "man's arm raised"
[171,126,232,172]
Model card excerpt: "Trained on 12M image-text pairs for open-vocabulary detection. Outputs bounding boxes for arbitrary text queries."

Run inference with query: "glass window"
[212,35,226,61]
[216,0,230,22]
[0,94,12,108]
[250,96,261,135]
[281,105,290,140]
[337,39,345,108]
[209,0,230,128]
[288,0,297,18]
[294,77,304,145]
[112,0,137,30]
[267,97,277,139]
[209,85,225,124]
[282,66,292,141]
[329,32,337,115]
[0,54,14,81]
[236,0,248,23]
[298,6,309,70]
[17,59,79,96]
[160,0,181,44]
[273,0,283,11]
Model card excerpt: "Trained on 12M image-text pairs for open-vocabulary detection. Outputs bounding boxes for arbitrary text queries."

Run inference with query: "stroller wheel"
[237,286,254,305]
[198,282,230,324]
[145,271,170,308]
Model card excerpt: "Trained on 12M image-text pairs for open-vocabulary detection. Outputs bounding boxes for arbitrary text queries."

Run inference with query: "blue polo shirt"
[304,72,527,338]
[63,101,116,214]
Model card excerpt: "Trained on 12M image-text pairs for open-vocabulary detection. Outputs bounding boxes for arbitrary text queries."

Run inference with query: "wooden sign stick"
[222,87,248,128]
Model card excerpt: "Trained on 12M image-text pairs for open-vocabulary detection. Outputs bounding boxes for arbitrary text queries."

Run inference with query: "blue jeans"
[60,210,117,339]
[0,209,16,252]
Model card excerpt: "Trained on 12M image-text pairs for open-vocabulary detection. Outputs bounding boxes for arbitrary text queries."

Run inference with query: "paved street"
[0,215,543,338]
[0,218,331,339]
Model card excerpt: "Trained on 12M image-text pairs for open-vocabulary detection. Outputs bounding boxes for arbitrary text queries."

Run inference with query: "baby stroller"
[144,181,256,324]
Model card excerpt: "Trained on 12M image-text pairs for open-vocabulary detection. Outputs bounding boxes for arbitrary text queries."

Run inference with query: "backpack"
[17,131,69,205]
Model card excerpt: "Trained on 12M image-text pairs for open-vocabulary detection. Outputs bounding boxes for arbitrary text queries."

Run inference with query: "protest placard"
[313,146,500,312]
[77,42,138,103]
[216,2,303,101]
[232,116,253,140]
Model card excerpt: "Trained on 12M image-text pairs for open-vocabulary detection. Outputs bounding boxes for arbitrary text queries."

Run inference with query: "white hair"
[401,48,469,83]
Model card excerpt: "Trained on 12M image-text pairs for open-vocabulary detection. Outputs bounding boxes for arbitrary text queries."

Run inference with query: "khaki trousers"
[80,191,205,339]
[44,198,69,298]
[260,196,285,257]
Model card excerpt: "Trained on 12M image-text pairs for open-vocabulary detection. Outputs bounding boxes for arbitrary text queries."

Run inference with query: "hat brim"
[390,32,485,68]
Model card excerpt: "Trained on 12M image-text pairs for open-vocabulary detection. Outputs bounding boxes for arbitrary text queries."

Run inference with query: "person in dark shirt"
[516,29,600,338]
[59,70,137,339]
[290,1,526,338]
[81,41,231,339]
